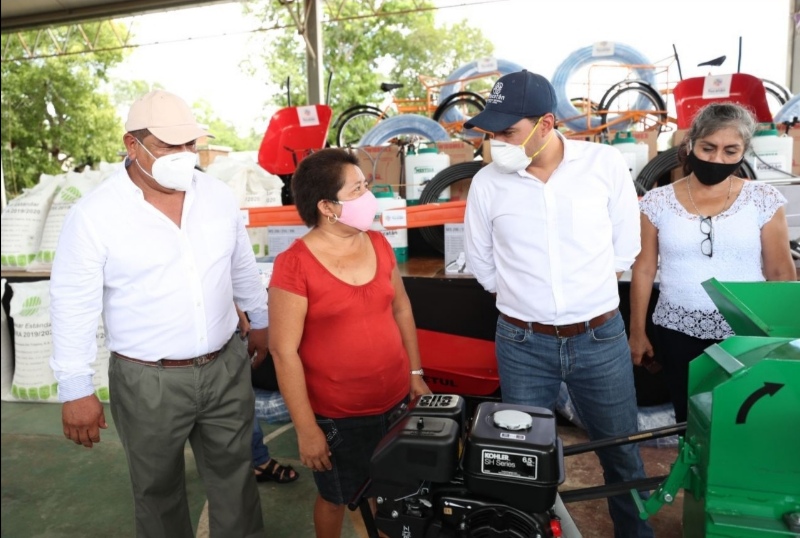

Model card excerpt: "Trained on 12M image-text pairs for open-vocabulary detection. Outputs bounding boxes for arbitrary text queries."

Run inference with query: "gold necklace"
[686,176,732,219]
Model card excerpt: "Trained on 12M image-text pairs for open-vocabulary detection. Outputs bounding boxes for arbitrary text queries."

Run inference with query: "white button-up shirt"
[464,133,641,325]
[50,167,268,401]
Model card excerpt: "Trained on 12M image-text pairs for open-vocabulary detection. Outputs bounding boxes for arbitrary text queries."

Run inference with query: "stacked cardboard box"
[350,141,476,199]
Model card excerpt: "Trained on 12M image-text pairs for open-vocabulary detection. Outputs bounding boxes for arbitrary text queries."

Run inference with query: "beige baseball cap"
[125,89,213,144]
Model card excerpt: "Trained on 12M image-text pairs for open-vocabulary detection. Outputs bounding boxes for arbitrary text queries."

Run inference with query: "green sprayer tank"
[634,279,800,537]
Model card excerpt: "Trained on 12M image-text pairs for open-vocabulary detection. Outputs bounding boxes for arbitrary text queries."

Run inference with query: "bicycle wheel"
[434,91,486,123]
[598,80,659,112]
[570,97,602,123]
[774,93,800,124]
[762,78,792,119]
[335,107,384,147]
[598,84,668,135]
[417,161,484,253]
[433,93,486,156]
[761,78,792,104]
[332,105,381,130]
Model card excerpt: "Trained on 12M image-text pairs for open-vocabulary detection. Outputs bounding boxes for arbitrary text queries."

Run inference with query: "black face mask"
[687,151,743,186]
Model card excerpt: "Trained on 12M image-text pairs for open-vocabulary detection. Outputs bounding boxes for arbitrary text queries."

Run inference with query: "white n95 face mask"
[136,140,197,191]
[490,140,535,174]
[489,117,553,174]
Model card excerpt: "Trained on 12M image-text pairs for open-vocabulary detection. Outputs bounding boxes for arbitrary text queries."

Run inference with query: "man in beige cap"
[50,89,268,538]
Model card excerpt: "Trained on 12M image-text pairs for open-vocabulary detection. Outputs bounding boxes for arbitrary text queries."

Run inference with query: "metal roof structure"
[0,0,231,33]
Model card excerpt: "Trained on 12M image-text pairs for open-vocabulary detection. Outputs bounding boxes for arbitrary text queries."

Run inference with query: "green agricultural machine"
[634,279,800,537]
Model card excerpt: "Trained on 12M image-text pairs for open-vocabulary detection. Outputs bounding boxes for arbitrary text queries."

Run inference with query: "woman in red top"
[268,148,430,538]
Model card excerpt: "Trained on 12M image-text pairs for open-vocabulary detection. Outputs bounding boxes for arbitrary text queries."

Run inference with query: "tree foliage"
[193,100,263,152]
[243,0,495,113]
[1,23,129,199]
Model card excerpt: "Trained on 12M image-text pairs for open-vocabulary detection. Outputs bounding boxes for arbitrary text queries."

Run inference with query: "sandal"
[254,459,299,484]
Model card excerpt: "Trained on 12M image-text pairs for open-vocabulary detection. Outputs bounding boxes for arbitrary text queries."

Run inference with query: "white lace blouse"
[639,180,786,339]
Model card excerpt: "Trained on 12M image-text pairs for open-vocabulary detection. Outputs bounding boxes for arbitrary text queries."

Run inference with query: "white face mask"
[135,140,196,191]
[489,117,550,174]
[490,140,534,174]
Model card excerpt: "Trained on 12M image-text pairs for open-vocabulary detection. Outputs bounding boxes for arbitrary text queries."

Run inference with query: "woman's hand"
[296,424,332,473]
[628,332,654,366]
[410,375,432,400]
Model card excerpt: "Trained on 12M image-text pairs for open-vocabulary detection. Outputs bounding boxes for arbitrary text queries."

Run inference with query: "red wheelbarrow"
[257,103,333,176]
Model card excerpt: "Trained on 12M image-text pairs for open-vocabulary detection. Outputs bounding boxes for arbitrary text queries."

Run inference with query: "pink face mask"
[332,190,378,231]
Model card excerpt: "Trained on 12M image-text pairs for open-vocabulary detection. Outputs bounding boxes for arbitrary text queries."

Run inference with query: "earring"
[327,214,337,224]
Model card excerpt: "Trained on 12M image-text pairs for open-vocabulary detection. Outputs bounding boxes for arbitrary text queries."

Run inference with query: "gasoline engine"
[364,394,565,538]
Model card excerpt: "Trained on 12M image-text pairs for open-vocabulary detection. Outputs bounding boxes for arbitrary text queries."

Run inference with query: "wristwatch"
[410,368,424,375]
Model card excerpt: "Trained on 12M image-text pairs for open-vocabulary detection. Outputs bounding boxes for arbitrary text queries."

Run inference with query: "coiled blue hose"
[439,58,526,104]
[552,43,657,132]
[358,115,450,146]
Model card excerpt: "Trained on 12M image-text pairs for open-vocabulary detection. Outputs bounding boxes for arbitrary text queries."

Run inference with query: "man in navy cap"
[463,70,653,537]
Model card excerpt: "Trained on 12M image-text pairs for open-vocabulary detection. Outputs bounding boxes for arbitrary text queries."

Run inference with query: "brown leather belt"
[500,308,619,338]
[113,349,221,368]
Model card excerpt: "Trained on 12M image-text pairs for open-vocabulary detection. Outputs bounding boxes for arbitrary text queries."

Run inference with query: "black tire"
[761,78,792,104]
[569,97,602,121]
[598,79,660,111]
[417,161,484,253]
[335,106,385,147]
[762,79,792,119]
[332,105,383,129]
[433,93,486,156]
[599,84,668,136]
[636,146,757,193]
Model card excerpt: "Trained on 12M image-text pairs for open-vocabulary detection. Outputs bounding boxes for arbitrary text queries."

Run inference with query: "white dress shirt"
[50,167,268,401]
[464,133,641,324]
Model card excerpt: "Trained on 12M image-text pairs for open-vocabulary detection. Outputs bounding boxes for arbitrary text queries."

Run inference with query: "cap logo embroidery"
[487,82,505,105]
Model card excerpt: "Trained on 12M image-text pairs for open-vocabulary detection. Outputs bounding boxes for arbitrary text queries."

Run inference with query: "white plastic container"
[404,147,451,205]
[371,184,408,262]
[611,131,649,182]
[746,124,794,180]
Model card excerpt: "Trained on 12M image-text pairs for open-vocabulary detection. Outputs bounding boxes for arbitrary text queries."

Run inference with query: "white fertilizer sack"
[30,169,103,269]
[5,280,109,403]
[208,156,284,256]
[1,174,64,269]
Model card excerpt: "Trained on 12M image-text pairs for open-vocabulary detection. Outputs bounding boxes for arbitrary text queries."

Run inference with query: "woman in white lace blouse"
[629,102,796,423]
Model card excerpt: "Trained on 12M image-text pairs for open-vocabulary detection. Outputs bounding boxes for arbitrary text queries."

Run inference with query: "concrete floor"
[1,400,683,538]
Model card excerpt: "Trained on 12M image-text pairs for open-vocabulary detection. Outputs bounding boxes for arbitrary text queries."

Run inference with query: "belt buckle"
[554,324,560,338]
[194,353,212,366]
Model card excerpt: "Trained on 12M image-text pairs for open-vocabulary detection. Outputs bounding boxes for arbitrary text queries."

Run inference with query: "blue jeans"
[251,388,291,467]
[495,311,654,538]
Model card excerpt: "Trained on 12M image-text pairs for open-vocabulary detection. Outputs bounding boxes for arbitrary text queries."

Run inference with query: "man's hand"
[62,394,107,448]
[247,327,269,369]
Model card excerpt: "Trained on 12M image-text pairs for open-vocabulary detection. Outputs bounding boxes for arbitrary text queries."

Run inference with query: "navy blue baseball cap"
[465,70,557,132]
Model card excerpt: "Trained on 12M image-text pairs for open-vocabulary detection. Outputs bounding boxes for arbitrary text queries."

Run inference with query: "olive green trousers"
[109,335,263,538]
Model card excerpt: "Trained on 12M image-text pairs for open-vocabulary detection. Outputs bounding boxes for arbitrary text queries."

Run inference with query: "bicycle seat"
[380,82,404,92]
[697,55,726,67]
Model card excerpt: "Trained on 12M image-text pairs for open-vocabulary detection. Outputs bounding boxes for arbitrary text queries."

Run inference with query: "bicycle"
[554,38,793,145]
[554,55,676,143]
[332,72,491,154]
